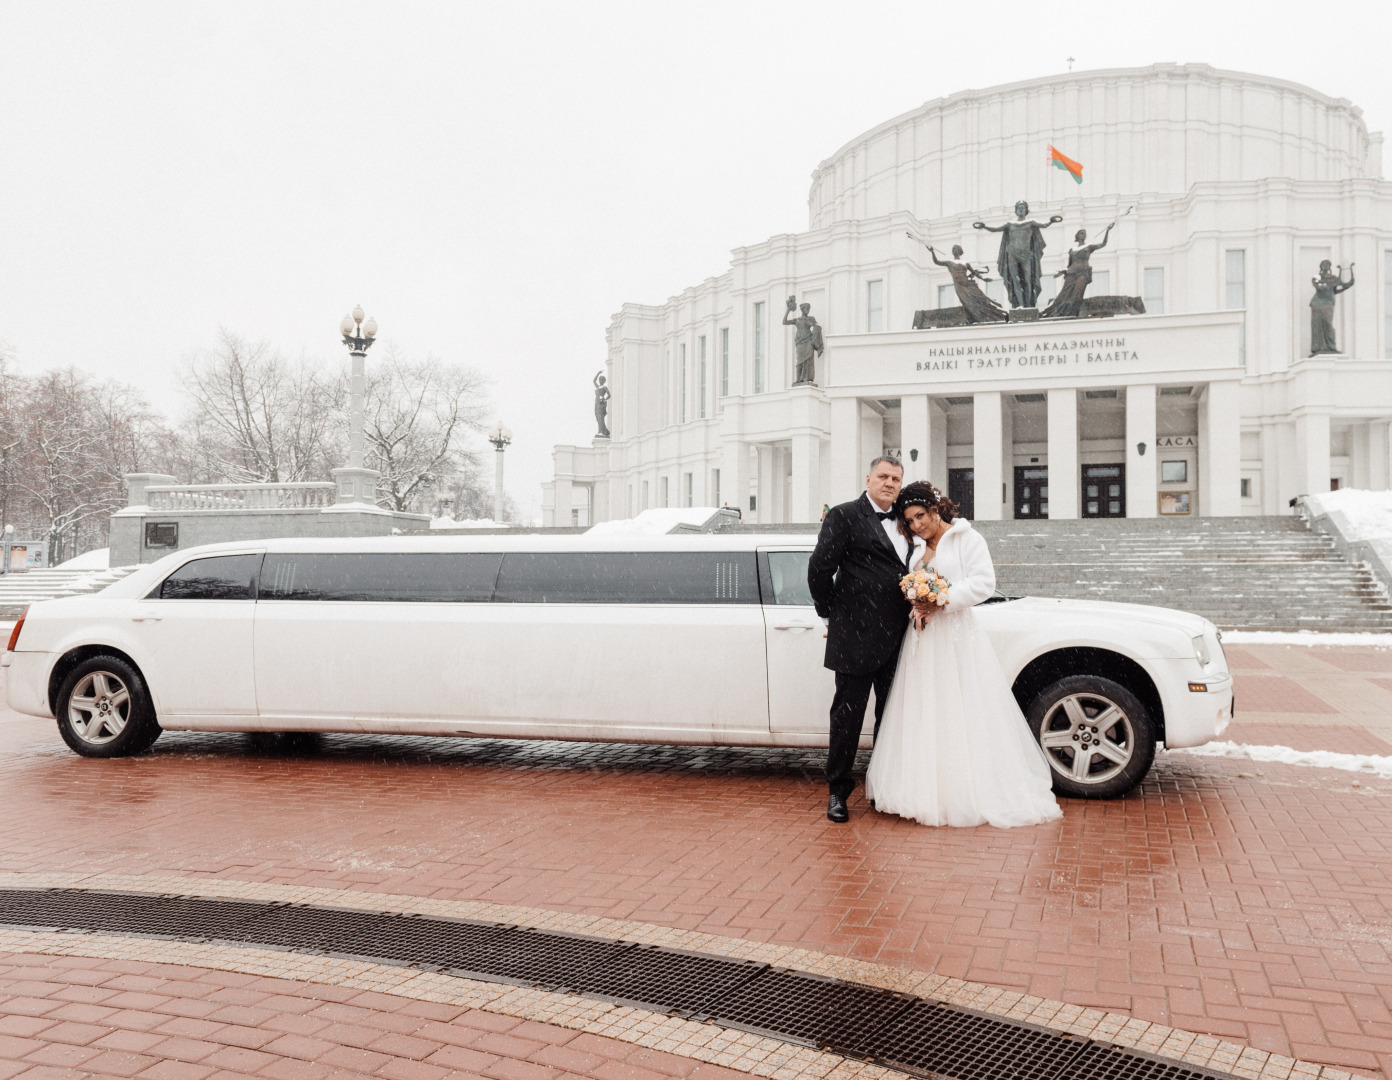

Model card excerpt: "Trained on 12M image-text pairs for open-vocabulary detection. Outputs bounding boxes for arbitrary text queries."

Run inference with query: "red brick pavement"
[4,643,1392,1077]
[0,952,750,1080]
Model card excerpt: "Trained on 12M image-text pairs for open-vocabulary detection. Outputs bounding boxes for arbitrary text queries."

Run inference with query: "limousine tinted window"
[493,552,758,604]
[260,552,503,602]
[764,551,815,606]
[158,554,262,600]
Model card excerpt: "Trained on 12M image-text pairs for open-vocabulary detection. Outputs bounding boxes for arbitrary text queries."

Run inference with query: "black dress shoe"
[827,794,849,823]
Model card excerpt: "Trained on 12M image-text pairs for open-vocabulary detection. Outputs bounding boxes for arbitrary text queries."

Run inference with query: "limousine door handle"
[130,615,163,622]
[772,619,816,632]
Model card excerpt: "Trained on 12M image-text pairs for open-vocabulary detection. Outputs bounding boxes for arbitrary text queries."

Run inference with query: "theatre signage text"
[824,311,1245,390]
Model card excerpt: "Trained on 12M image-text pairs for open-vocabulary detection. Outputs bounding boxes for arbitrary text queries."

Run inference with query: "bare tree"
[361,348,488,513]
[181,330,343,483]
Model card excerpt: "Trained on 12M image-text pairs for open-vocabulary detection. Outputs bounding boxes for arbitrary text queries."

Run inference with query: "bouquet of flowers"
[900,568,950,629]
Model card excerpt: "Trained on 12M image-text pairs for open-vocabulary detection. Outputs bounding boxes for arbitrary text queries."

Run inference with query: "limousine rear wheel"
[56,655,161,758]
[1026,675,1155,799]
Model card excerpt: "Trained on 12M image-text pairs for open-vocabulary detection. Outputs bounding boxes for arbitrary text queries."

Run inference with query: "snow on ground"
[429,517,510,529]
[587,508,724,536]
[1168,741,1392,779]
[1310,488,1392,543]
[1222,630,1392,647]
[56,548,110,570]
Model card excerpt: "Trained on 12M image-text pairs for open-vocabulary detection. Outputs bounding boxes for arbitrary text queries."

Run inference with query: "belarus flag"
[1049,145,1083,184]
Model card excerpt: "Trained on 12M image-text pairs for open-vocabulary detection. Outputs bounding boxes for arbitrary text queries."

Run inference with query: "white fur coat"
[910,518,997,611]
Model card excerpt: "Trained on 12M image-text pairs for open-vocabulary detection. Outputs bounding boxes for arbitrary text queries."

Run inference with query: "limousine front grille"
[0,888,1240,1080]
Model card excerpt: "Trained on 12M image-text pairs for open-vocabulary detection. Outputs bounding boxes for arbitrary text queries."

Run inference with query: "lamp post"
[487,421,513,523]
[332,305,380,504]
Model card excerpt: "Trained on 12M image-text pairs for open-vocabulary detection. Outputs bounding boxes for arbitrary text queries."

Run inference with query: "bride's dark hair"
[895,481,959,537]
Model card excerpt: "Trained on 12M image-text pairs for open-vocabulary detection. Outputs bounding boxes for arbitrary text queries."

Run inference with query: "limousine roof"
[161,533,821,556]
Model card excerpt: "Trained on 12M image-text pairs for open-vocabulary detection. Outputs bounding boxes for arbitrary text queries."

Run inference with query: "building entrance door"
[1014,466,1048,518]
[948,468,974,520]
[1082,464,1126,517]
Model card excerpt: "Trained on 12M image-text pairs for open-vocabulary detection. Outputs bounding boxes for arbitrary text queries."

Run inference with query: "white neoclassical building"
[543,63,1392,526]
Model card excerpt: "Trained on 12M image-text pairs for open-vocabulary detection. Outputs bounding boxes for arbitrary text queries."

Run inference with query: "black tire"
[1025,674,1155,799]
[55,655,161,758]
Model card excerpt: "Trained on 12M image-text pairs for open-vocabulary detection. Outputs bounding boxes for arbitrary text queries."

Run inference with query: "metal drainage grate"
[1056,1042,1239,1080]
[574,944,767,1017]
[0,888,1253,1080]
[708,966,915,1053]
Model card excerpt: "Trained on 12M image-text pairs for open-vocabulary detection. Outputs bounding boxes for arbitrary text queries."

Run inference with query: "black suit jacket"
[808,495,913,675]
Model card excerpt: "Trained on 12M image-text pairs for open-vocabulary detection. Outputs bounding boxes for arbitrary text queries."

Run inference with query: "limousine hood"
[1007,595,1210,636]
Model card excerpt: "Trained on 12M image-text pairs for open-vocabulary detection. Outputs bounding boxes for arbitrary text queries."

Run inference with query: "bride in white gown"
[866,481,1063,828]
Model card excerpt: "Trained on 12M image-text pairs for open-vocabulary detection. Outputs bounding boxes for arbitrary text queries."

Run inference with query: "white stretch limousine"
[3,535,1232,798]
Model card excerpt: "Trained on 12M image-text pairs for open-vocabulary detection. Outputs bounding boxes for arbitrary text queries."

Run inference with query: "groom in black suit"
[808,456,913,823]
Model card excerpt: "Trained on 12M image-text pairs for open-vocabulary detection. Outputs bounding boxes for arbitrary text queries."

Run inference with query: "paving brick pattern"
[0,951,752,1080]
[4,644,1392,1078]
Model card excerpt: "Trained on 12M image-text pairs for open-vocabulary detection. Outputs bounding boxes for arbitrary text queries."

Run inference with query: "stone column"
[123,473,177,508]
[756,445,775,523]
[899,395,930,482]
[1047,389,1079,519]
[828,397,861,505]
[1294,411,1332,498]
[859,404,884,472]
[973,392,1004,521]
[552,477,574,528]
[724,439,752,516]
[1374,422,1392,493]
[790,434,822,523]
[1201,380,1242,516]
[1125,384,1158,518]
[929,400,948,491]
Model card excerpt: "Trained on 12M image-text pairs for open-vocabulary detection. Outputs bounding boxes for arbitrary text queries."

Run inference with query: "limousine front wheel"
[1026,675,1156,799]
[56,656,161,758]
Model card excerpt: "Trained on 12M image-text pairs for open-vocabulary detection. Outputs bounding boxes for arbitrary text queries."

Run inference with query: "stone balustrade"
[145,483,337,511]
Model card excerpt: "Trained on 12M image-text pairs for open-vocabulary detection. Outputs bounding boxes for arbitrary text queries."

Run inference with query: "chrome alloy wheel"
[66,670,132,745]
[1037,692,1135,785]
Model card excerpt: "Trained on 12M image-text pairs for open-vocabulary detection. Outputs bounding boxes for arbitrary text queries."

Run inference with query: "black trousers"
[826,654,899,800]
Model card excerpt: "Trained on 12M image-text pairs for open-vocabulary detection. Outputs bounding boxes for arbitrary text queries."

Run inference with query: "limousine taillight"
[6,606,26,651]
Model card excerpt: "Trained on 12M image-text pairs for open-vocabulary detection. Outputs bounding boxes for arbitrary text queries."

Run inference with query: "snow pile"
[430,517,509,529]
[1222,630,1392,647]
[1309,488,1392,543]
[56,548,110,570]
[1169,741,1392,779]
[587,508,724,536]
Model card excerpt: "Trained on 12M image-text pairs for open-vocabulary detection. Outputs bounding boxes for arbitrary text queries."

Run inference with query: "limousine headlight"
[1192,634,1210,668]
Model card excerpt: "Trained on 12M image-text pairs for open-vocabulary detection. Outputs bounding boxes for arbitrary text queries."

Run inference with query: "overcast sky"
[3,1,1390,518]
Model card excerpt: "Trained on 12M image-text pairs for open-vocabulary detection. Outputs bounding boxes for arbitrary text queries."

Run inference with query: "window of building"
[628,484,634,516]
[867,279,884,332]
[684,472,693,507]
[720,327,729,398]
[698,335,707,418]
[937,284,954,309]
[1091,269,1110,295]
[1143,267,1165,314]
[985,279,1006,306]
[641,480,649,510]
[1161,461,1188,483]
[660,476,669,507]
[679,343,687,423]
[753,301,766,393]
[493,552,759,605]
[712,467,721,506]
[1227,250,1247,366]
[1037,273,1056,307]
[259,553,503,603]
[1385,251,1392,358]
[1240,478,1252,499]
[156,554,261,600]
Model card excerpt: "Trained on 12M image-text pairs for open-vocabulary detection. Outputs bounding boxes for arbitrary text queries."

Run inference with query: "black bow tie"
[875,511,894,521]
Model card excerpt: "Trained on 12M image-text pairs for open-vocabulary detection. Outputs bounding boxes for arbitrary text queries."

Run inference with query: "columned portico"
[900,395,930,483]
[1126,384,1158,518]
[1200,380,1242,515]
[973,392,1004,521]
[1047,388,1079,518]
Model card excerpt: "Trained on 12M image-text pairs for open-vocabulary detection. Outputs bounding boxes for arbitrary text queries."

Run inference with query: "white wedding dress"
[866,519,1063,828]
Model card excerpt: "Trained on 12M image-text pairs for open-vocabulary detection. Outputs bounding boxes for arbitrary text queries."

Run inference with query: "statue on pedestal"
[911,236,1007,324]
[1042,221,1115,319]
[783,297,824,385]
[593,371,611,437]
[972,201,1063,309]
[1309,260,1355,356]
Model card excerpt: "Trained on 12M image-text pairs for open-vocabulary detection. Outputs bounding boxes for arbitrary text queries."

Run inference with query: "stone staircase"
[973,516,1392,631]
[0,567,140,620]
[721,515,1392,631]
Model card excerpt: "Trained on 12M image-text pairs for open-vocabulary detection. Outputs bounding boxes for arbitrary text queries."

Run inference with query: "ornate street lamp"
[332,305,380,504]
[488,421,513,523]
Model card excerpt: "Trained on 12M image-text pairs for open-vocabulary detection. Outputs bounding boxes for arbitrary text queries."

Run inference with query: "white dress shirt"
[864,491,910,564]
